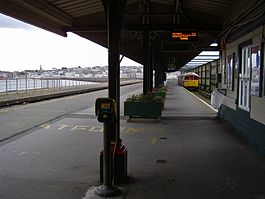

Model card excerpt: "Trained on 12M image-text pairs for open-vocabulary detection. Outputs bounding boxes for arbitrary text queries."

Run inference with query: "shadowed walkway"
[125,81,265,199]
[0,81,265,199]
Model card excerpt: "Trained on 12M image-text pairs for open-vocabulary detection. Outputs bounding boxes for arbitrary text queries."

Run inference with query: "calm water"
[0,79,98,93]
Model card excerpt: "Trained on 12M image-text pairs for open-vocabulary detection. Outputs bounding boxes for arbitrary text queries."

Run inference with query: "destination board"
[171,32,197,41]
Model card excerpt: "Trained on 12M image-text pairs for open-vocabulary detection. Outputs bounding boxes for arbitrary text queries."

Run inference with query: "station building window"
[227,54,235,91]
[250,45,261,96]
[238,44,262,111]
[222,60,227,86]
[239,46,251,111]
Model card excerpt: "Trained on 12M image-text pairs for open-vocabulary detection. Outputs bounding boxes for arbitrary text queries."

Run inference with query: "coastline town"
[0,65,144,79]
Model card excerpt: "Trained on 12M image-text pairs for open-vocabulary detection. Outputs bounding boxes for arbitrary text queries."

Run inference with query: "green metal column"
[96,0,126,195]
[107,0,121,141]
[157,60,162,87]
[148,44,153,92]
[163,71,167,82]
[106,0,127,142]
[143,30,149,95]
[154,46,159,88]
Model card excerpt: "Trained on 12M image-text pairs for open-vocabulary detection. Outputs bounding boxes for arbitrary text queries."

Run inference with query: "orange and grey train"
[178,72,199,90]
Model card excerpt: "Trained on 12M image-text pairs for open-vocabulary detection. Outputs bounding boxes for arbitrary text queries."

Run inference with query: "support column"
[154,46,159,88]
[95,0,123,191]
[108,0,122,142]
[163,71,167,82]
[143,30,149,95]
[106,0,128,186]
[148,45,153,91]
[157,55,163,86]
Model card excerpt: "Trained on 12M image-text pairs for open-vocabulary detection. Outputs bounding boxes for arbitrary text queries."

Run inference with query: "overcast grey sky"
[0,13,141,72]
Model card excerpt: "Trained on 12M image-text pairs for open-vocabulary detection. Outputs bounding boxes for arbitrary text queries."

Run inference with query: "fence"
[0,77,99,94]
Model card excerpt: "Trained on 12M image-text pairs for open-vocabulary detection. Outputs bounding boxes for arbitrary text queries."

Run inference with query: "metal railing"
[0,77,99,94]
[0,77,142,94]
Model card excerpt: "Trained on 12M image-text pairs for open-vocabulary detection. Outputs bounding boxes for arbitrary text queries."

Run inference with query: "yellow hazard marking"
[88,126,103,133]
[0,108,14,113]
[120,127,126,132]
[70,125,90,131]
[151,137,157,144]
[127,128,144,133]
[150,127,165,133]
[39,123,161,135]
[0,93,85,114]
[40,123,52,129]
[57,124,74,131]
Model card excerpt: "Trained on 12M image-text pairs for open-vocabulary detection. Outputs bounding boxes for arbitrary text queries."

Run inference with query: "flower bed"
[124,87,166,118]
[124,101,162,117]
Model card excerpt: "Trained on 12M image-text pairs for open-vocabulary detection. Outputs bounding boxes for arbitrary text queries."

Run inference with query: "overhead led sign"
[171,32,197,41]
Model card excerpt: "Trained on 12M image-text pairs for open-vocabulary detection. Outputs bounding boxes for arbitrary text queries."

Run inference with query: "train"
[178,72,199,90]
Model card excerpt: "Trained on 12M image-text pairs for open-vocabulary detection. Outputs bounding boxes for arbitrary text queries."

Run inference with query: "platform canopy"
[0,0,264,71]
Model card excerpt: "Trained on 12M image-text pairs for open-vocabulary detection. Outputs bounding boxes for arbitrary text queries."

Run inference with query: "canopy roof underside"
[0,0,264,70]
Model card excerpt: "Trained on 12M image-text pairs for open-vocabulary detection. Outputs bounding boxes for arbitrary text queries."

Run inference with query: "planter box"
[153,91,166,98]
[124,101,162,117]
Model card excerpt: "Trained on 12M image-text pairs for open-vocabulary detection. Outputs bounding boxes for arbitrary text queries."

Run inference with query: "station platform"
[0,81,265,199]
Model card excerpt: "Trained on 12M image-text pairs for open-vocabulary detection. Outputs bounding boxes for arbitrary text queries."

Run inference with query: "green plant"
[126,93,164,103]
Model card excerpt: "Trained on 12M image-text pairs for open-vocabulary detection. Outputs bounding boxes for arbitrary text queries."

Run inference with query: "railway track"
[192,89,211,105]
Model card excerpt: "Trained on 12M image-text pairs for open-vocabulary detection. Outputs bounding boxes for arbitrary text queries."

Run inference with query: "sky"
[0,13,141,72]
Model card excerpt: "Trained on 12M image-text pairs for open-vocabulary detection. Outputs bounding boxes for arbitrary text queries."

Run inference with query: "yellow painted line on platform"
[40,123,52,129]
[39,123,164,135]
[0,93,86,114]
[151,137,157,144]
[86,126,104,133]
[0,107,16,113]
[57,124,74,131]
[70,125,90,131]
[127,128,145,133]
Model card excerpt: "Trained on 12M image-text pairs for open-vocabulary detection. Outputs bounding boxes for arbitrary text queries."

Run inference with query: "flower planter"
[124,101,162,117]
[153,91,166,98]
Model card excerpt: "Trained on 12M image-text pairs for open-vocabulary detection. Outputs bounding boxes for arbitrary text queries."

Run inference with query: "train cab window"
[193,76,199,80]
[184,76,191,80]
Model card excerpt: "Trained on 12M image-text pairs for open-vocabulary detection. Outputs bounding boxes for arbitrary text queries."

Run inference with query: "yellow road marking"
[58,124,74,131]
[40,123,163,135]
[0,93,84,113]
[151,137,157,144]
[88,126,103,133]
[127,128,144,133]
[70,125,89,131]
[40,124,52,129]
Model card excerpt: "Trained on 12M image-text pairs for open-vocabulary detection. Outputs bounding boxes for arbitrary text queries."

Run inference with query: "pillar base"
[82,185,128,199]
[95,185,120,197]
[100,143,128,184]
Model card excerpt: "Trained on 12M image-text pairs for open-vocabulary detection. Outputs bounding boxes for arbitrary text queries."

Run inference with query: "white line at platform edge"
[184,89,218,113]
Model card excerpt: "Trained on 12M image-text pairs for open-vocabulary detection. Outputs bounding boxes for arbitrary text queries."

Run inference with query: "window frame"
[227,53,235,91]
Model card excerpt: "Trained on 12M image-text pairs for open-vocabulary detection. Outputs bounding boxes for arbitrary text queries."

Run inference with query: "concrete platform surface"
[0,81,264,199]
[163,82,217,118]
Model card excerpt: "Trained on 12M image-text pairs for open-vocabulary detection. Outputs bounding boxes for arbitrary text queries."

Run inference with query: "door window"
[250,45,261,96]
[238,47,251,111]
[227,55,234,90]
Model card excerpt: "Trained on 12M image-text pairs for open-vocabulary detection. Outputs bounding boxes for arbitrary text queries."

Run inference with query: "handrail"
[0,77,142,94]
[217,88,227,96]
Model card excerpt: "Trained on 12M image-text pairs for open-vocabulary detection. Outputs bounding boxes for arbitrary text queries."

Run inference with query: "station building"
[186,21,265,155]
